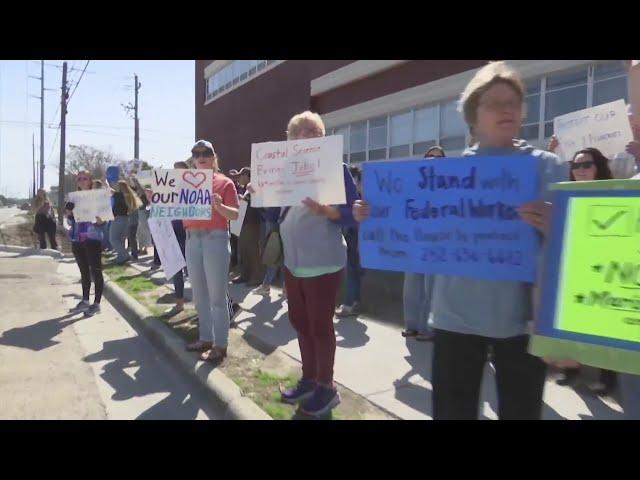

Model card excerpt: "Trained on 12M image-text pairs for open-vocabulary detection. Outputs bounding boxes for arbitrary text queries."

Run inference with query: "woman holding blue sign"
[355,61,567,419]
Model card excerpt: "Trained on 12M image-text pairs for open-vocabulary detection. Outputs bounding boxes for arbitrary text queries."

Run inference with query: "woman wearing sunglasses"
[66,171,105,318]
[183,140,239,363]
[550,146,618,395]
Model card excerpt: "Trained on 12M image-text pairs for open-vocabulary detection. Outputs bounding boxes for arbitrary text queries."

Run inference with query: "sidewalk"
[127,254,625,420]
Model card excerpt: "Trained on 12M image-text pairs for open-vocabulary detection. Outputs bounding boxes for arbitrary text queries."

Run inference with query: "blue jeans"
[186,230,231,347]
[109,216,130,263]
[343,226,362,306]
[101,222,112,250]
[621,373,640,419]
[403,272,433,335]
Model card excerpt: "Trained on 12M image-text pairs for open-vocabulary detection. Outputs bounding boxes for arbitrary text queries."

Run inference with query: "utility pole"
[32,134,36,199]
[135,74,140,160]
[57,62,68,225]
[39,61,44,189]
[123,74,141,160]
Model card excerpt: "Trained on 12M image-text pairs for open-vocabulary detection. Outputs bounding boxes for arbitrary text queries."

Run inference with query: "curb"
[0,244,64,259]
[101,274,271,420]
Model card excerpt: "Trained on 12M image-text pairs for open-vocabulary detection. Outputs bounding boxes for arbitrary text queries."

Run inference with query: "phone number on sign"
[420,247,523,266]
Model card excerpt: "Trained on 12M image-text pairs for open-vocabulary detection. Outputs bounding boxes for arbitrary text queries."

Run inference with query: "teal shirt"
[291,265,343,278]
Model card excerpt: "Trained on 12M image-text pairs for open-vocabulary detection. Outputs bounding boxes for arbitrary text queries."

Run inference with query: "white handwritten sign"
[149,169,213,220]
[553,99,634,162]
[148,218,186,281]
[68,189,114,223]
[230,199,248,236]
[250,135,345,207]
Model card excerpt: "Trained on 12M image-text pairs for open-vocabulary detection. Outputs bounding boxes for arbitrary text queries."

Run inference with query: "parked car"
[20,203,30,211]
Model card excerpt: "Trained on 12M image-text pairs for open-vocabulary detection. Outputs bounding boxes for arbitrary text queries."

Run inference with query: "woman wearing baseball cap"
[183,140,240,363]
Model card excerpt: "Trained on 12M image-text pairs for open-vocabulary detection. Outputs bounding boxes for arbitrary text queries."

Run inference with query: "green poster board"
[530,180,640,375]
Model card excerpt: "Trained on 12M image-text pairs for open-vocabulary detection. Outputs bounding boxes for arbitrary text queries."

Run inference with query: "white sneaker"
[253,284,271,295]
[335,303,359,317]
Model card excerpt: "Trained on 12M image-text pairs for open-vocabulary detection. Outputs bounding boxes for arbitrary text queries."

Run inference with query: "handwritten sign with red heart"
[182,171,207,189]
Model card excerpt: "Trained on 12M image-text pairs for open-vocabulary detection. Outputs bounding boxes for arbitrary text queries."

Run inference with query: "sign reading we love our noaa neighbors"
[149,169,213,220]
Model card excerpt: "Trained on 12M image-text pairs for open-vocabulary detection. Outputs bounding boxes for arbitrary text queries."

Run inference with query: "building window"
[389,110,412,159]
[205,60,280,102]
[593,62,628,107]
[544,68,588,139]
[439,99,466,152]
[350,121,367,163]
[522,78,541,142]
[335,126,350,163]
[412,105,438,156]
[368,116,388,160]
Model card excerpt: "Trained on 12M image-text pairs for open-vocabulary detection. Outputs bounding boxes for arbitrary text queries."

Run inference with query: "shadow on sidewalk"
[0,312,84,351]
[82,337,216,420]
[335,316,370,349]
[391,339,433,418]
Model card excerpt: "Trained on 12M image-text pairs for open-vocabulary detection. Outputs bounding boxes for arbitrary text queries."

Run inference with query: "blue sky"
[0,60,195,198]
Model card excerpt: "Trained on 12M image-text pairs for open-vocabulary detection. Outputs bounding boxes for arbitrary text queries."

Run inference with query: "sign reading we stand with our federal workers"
[359,155,540,282]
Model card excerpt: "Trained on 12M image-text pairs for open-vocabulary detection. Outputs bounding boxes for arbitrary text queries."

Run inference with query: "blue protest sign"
[106,166,120,185]
[359,156,540,282]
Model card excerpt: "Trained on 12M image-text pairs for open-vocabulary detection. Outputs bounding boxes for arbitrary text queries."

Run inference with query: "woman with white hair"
[355,62,567,419]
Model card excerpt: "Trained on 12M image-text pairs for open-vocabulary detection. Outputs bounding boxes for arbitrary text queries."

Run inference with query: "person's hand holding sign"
[212,192,239,221]
[353,199,370,223]
[213,193,223,210]
[302,197,340,221]
[518,200,552,236]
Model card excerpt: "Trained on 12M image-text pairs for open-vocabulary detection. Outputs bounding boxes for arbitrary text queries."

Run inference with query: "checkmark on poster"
[588,205,632,236]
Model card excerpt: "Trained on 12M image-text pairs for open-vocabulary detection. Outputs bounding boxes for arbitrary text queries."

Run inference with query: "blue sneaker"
[280,379,316,404]
[301,385,341,417]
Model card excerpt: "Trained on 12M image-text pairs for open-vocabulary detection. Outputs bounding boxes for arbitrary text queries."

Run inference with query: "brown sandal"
[200,346,227,363]
[186,341,213,352]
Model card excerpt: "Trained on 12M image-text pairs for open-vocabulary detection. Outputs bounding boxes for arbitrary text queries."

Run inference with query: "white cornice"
[322,60,595,129]
[310,60,410,96]
[204,60,232,79]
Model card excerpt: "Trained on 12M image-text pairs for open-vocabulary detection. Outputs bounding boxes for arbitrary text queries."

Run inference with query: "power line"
[67,61,90,105]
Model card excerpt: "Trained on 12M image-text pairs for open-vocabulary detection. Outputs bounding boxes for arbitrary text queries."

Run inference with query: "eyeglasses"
[192,150,213,159]
[570,160,595,170]
[479,99,523,112]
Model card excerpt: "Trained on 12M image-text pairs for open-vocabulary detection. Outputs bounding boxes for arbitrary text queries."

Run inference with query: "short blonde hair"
[458,61,526,126]
[287,111,326,140]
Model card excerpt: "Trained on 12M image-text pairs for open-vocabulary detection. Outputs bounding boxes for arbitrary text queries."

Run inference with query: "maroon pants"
[284,268,342,385]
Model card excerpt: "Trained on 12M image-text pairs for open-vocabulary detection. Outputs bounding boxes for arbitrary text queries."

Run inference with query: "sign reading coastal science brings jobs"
[149,169,213,220]
[359,156,540,282]
[250,135,345,208]
[531,180,640,375]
